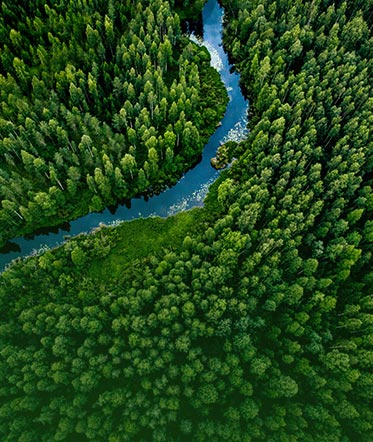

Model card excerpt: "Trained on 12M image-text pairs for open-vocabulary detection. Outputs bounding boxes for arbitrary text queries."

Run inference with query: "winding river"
[0,0,248,272]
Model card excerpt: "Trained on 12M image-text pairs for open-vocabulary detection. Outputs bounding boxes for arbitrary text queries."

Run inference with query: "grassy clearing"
[86,164,228,281]
[87,208,205,280]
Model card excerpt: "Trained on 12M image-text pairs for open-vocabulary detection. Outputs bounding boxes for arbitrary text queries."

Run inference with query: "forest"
[1,0,373,441]
[0,0,227,247]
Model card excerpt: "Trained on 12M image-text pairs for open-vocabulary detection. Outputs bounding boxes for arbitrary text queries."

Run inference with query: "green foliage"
[87,208,206,280]
[0,0,227,247]
[1,0,373,441]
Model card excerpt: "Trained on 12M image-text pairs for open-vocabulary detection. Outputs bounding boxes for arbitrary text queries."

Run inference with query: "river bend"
[0,0,248,271]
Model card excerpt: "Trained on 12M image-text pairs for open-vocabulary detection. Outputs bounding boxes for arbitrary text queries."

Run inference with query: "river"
[0,0,248,272]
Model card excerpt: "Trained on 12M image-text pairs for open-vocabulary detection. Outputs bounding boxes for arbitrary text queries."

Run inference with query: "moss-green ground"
[84,170,225,280]
[86,208,204,279]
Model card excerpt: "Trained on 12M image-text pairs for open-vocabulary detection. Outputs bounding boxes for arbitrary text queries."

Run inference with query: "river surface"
[0,0,248,272]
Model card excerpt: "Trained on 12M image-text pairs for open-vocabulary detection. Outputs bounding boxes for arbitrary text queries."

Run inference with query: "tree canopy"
[0,0,227,247]
[0,0,373,440]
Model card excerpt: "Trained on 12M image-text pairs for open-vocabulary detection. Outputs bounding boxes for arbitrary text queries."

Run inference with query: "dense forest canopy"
[0,0,227,247]
[1,0,373,441]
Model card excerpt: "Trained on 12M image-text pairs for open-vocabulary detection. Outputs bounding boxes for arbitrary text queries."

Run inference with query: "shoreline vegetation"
[210,140,238,169]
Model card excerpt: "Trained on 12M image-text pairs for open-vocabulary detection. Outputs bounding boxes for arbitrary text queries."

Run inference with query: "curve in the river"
[0,0,248,272]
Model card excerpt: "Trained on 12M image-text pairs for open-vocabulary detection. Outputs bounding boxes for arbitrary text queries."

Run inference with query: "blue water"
[0,0,248,271]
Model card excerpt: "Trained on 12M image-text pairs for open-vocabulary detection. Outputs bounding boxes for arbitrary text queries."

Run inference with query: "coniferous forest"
[0,0,227,246]
[1,0,373,441]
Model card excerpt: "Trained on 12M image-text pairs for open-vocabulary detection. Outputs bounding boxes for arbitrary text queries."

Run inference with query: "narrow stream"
[0,0,248,272]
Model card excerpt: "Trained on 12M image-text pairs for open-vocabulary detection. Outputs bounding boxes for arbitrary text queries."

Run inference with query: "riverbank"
[0,0,247,271]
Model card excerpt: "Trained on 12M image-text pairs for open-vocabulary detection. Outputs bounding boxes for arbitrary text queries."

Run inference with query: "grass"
[86,170,228,281]
[87,208,206,280]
